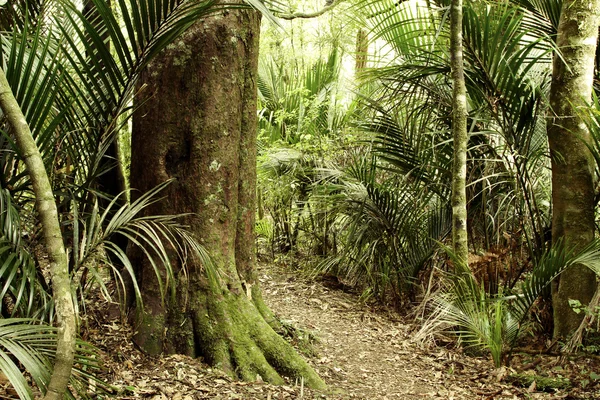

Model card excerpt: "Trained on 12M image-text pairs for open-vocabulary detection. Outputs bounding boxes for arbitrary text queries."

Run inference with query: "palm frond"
[364,102,453,197]
[70,180,216,310]
[417,239,600,367]
[257,46,343,145]
[462,3,552,150]
[0,318,105,399]
[511,239,600,319]
[0,188,52,318]
[581,92,600,206]
[316,153,450,302]
[0,0,45,32]
[510,0,561,36]
[0,0,235,201]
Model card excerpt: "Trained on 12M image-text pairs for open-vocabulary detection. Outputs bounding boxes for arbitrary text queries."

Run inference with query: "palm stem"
[0,67,75,400]
[450,0,469,266]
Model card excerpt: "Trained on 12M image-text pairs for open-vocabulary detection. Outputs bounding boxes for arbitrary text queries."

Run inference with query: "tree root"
[192,288,326,389]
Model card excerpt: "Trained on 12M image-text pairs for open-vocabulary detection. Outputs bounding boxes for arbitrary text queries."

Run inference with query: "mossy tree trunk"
[548,0,600,339]
[450,0,469,266]
[129,5,325,388]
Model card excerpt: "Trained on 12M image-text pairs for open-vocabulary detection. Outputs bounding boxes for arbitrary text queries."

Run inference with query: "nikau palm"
[449,0,469,266]
[417,239,600,367]
[0,64,75,400]
[315,152,451,303]
[347,0,598,352]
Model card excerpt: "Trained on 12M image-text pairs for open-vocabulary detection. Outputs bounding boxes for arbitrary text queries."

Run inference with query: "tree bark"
[0,69,76,399]
[548,0,600,340]
[129,5,325,388]
[450,0,469,266]
[355,29,368,73]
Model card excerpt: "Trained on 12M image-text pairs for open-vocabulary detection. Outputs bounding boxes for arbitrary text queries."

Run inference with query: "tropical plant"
[315,152,451,304]
[257,47,343,145]
[416,240,600,367]
[0,318,105,399]
[0,182,215,396]
[0,188,51,319]
[257,46,353,255]
[356,0,554,269]
[68,181,216,312]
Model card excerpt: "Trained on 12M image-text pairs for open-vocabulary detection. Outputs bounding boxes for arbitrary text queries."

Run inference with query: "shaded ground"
[4,261,600,399]
[259,263,600,399]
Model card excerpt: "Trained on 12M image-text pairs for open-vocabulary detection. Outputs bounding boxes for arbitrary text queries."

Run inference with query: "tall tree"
[129,4,325,387]
[450,0,469,265]
[548,0,600,339]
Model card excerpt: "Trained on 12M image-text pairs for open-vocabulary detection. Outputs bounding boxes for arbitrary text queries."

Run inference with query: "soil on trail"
[8,262,599,399]
[260,264,466,399]
[260,263,600,399]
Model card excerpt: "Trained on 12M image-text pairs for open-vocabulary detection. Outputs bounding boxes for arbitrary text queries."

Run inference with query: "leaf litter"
[3,261,600,399]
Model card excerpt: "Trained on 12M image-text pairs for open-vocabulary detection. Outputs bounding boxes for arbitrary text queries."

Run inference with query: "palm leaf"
[258,46,343,145]
[0,188,51,318]
[365,102,453,197]
[316,153,450,301]
[0,318,106,399]
[69,180,217,309]
[462,3,552,150]
[511,239,600,319]
[418,239,600,366]
[510,0,561,37]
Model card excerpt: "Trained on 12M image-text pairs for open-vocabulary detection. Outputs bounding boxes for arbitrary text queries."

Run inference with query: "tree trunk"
[0,68,75,400]
[548,0,600,340]
[355,28,368,73]
[450,0,469,266]
[129,6,325,388]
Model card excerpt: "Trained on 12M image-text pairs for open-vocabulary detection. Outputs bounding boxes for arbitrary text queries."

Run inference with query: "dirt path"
[259,263,600,400]
[64,262,600,399]
[260,265,481,399]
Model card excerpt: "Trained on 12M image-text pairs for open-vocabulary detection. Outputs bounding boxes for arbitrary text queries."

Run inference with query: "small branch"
[276,0,344,20]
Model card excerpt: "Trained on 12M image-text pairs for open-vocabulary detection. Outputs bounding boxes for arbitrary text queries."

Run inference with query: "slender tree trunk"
[0,69,75,399]
[450,0,469,266]
[548,0,600,339]
[355,28,368,73]
[129,5,325,388]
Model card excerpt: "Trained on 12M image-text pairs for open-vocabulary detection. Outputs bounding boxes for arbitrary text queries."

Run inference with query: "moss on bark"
[129,4,325,389]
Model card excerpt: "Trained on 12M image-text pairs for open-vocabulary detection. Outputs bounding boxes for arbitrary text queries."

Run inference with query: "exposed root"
[192,288,326,389]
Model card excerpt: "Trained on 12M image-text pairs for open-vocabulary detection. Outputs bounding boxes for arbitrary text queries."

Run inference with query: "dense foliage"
[1,0,600,395]
[256,0,600,365]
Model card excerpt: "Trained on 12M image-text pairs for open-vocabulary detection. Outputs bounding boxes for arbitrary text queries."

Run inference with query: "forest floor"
[35,261,600,399]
